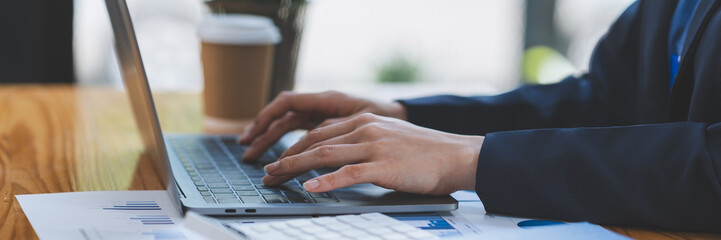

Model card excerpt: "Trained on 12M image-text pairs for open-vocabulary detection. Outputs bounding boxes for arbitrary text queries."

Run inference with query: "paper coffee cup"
[198,14,281,134]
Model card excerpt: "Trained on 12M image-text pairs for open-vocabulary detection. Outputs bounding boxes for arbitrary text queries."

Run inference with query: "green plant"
[376,55,421,84]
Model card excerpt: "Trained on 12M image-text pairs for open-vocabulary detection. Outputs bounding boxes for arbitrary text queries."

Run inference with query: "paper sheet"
[16,191,207,240]
[18,190,616,239]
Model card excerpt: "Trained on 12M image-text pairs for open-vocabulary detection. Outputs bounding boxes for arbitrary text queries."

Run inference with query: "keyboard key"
[263,195,289,203]
[366,227,393,236]
[259,151,277,163]
[214,194,237,199]
[259,189,281,195]
[360,213,387,219]
[352,234,377,240]
[316,232,342,239]
[284,191,313,203]
[282,186,305,193]
[200,174,223,179]
[211,189,233,194]
[380,233,406,240]
[207,183,230,189]
[193,181,205,186]
[313,198,337,203]
[312,217,340,225]
[226,176,248,181]
[339,229,365,237]
[269,221,288,229]
[217,163,237,168]
[309,192,331,198]
[281,228,304,236]
[196,164,216,170]
[326,223,353,231]
[218,198,240,204]
[222,172,243,177]
[287,219,313,227]
[301,226,327,234]
[337,215,363,223]
[233,186,254,191]
[353,222,387,230]
[199,191,211,196]
[245,167,264,172]
[229,180,250,184]
[281,181,301,188]
[219,164,239,168]
[205,178,226,183]
[238,163,259,169]
[251,224,271,233]
[236,191,259,196]
[203,196,216,204]
[240,196,266,204]
[390,224,417,233]
[297,173,316,182]
[289,197,313,204]
[197,186,208,191]
[192,159,211,164]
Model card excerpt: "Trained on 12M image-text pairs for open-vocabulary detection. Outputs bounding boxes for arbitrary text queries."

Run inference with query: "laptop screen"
[105,0,178,204]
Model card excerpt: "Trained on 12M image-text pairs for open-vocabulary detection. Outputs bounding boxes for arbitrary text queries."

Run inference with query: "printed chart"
[17,191,205,240]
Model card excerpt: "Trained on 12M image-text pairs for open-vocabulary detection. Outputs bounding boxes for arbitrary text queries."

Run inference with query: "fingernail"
[261,176,274,185]
[303,179,320,190]
[264,162,279,173]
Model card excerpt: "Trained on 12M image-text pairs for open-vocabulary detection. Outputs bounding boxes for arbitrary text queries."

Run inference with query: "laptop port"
[245,209,256,213]
[225,209,236,213]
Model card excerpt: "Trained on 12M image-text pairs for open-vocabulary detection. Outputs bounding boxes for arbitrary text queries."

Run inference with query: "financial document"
[16,191,206,240]
[18,190,623,239]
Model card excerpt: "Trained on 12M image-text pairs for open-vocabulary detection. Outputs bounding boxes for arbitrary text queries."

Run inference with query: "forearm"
[398,76,620,136]
[474,122,721,232]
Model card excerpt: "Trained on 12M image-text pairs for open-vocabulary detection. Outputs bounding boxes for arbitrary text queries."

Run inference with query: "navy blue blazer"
[399,0,721,233]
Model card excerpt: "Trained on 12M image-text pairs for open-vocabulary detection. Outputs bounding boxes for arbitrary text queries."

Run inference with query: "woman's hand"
[262,113,484,195]
[239,91,407,160]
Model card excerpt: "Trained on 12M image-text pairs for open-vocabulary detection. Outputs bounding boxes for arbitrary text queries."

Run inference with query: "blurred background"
[2,0,635,101]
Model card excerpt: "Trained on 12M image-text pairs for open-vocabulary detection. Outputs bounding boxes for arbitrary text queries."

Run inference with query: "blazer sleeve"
[475,122,721,232]
[397,76,614,135]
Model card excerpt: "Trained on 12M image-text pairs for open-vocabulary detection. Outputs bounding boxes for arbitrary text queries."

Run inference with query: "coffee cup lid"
[197,14,281,45]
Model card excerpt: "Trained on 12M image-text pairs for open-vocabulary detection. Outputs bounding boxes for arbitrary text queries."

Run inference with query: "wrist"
[457,135,484,191]
[387,102,408,121]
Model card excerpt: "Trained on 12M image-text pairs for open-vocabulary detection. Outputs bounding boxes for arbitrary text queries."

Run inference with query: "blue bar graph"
[388,213,461,237]
[130,215,174,225]
[103,201,161,210]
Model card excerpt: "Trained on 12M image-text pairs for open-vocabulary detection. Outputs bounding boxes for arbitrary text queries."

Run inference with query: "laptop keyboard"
[168,137,339,204]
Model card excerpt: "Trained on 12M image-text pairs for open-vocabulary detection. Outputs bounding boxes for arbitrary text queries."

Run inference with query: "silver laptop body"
[105,0,458,216]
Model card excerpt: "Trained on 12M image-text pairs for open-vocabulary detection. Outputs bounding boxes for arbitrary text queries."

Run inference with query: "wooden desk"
[1,85,719,239]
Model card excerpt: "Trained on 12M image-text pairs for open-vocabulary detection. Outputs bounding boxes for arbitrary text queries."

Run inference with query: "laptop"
[104,0,458,216]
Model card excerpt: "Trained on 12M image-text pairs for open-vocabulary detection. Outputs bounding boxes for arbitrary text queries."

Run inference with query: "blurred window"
[73,0,633,101]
